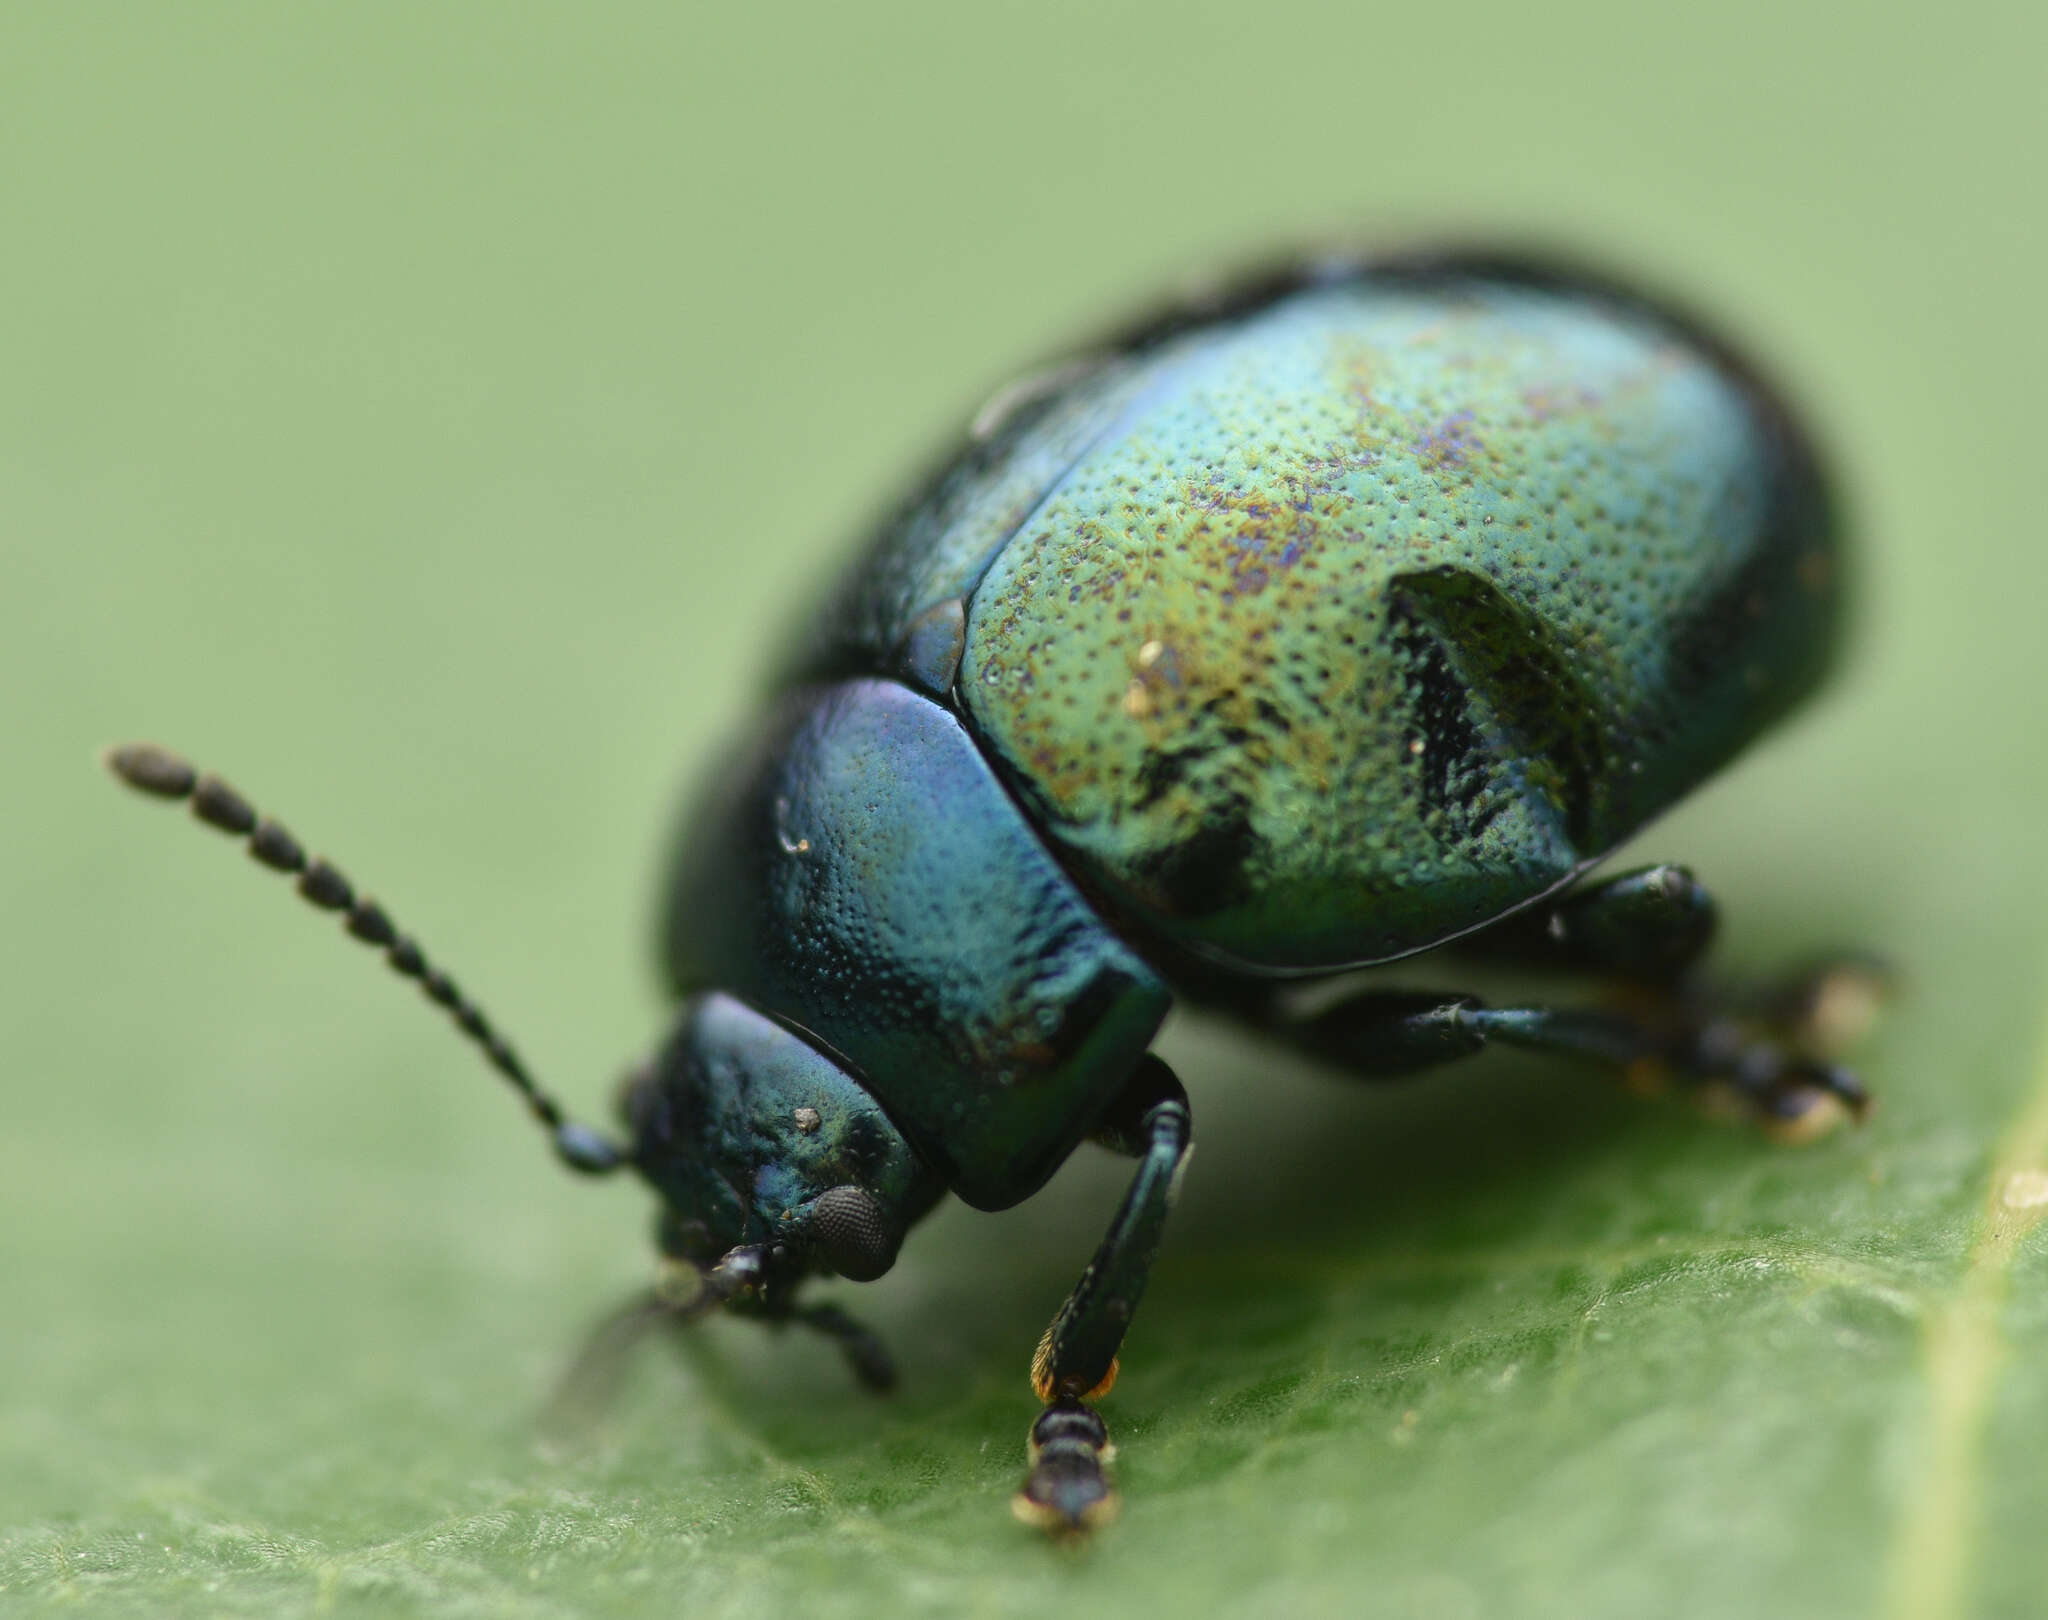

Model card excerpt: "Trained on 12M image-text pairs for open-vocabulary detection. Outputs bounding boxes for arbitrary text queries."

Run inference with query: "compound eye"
[810,1185,898,1281]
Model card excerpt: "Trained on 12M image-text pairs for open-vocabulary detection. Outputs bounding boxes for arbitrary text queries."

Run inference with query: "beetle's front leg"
[1013,1054,1191,1535]
[543,1247,897,1442]
[795,1300,897,1392]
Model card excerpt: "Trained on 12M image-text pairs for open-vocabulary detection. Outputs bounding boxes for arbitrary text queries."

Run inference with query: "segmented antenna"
[103,742,625,1176]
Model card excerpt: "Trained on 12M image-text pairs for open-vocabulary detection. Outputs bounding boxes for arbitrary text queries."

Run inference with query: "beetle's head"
[618,992,945,1287]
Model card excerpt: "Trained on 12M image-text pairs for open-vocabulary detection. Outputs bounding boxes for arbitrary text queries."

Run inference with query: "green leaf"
[4,4,2046,1618]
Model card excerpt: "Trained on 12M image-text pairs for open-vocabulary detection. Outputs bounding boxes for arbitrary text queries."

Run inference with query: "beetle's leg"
[1018,1398,1117,1537]
[1456,863,1717,983]
[1035,1055,1193,1402]
[1013,1054,1192,1535]
[1453,864,1890,1062]
[544,1288,899,1438]
[795,1301,897,1393]
[1278,989,1870,1141]
[542,1253,734,1437]
[539,1245,898,1439]
[1731,952,1895,1060]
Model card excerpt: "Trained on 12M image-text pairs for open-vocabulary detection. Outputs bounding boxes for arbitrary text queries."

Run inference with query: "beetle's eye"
[810,1185,897,1281]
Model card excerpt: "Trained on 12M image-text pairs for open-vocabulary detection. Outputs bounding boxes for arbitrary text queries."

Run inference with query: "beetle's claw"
[1696,1039,1873,1143]
[1747,1077,1853,1145]
[1012,1457,1118,1538]
[1771,956,1897,1060]
[1808,1059,1873,1121]
[1660,955,1886,1143]
[1013,1397,1119,1537]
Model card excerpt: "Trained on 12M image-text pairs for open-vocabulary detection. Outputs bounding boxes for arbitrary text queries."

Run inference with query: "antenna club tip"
[555,1124,627,1176]
[104,742,197,799]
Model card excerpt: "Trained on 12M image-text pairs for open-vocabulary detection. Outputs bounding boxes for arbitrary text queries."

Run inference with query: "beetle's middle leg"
[1256,865,1880,1139]
[1013,1053,1192,1535]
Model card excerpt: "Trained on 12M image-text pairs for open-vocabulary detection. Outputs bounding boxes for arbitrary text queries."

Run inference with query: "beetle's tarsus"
[1013,1397,1119,1537]
[1685,1018,1875,1140]
[1660,954,1887,1138]
[1759,955,1897,1059]
[1010,1057,1187,1536]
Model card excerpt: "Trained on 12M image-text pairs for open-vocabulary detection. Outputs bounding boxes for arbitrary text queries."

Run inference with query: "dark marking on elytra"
[1131,797,1260,919]
[1132,744,1208,812]
[1388,566,1612,849]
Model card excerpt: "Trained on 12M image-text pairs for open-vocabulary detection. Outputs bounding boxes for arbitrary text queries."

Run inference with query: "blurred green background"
[3,4,2043,1616]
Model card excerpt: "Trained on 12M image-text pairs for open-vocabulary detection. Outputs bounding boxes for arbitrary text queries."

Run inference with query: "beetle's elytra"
[109,248,1877,1535]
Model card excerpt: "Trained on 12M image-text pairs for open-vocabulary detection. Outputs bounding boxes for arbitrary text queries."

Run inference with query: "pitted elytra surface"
[776,354,1157,688]
[953,278,1837,972]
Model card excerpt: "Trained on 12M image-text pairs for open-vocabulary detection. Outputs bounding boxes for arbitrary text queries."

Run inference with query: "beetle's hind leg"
[1456,863,1720,983]
[1013,1054,1192,1535]
[1284,989,1871,1139]
[1464,862,1886,1131]
[1268,864,1884,1139]
[1456,864,1889,1055]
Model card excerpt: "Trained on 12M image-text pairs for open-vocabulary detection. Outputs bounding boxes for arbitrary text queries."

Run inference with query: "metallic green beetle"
[108,248,1872,1535]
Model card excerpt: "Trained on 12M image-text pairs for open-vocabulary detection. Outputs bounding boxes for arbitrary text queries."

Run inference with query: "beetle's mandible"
[107,248,1880,1534]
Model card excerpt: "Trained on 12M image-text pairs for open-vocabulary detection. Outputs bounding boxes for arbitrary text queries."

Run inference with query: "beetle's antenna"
[103,742,626,1176]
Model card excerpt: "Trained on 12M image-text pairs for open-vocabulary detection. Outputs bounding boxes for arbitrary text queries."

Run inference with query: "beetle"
[107,246,1876,1535]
